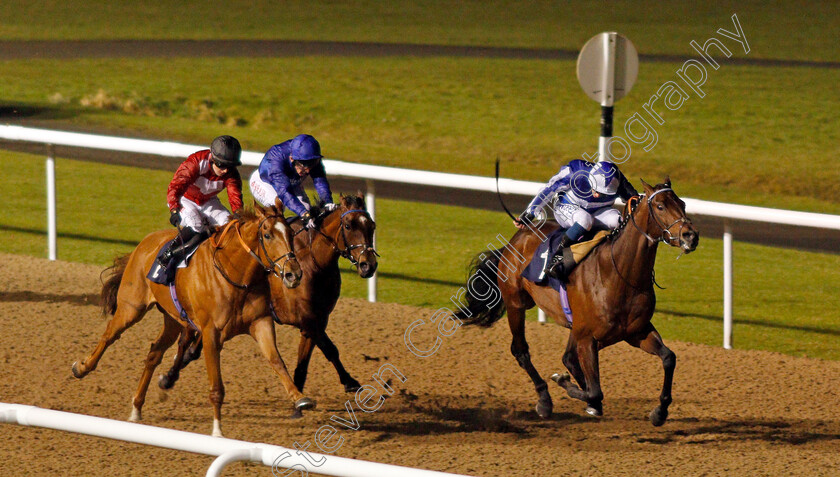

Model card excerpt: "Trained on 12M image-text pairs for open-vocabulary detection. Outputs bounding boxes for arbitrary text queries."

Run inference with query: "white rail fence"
[2,125,840,349]
[0,402,469,477]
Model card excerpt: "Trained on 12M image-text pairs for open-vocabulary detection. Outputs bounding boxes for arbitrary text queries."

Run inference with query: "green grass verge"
[2,1,838,62]
[5,150,839,360]
[4,57,840,213]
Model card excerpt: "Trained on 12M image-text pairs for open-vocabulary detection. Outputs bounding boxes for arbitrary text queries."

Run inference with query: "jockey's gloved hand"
[169,210,182,227]
[301,211,316,230]
[231,209,242,221]
[323,203,338,212]
[517,211,535,225]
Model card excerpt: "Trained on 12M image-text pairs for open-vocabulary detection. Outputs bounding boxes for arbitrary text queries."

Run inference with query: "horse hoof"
[158,374,175,390]
[536,400,553,419]
[585,406,603,417]
[344,380,361,393]
[128,407,141,422]
[649,406,668,427]
[71,361,85,379]
[295,397,316,411]
[550,372,570,386]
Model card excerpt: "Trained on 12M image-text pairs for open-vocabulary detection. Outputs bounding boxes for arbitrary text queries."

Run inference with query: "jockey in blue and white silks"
[515,159,638,280]
[249,134,336,228]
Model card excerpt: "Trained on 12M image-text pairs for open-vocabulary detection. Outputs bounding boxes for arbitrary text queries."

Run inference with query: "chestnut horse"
[157,194,378,417]
[455,179,698,425]
[71,202,307,437]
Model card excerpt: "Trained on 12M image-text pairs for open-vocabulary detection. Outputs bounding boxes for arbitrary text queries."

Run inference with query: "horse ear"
[273,197,285,216]
[663,175,672,189]
[254,199,268,219]
[640,178,655,195]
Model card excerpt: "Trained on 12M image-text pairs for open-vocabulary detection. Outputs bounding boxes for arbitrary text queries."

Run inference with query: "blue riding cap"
[590,161,620,195]
[289,134,323,164]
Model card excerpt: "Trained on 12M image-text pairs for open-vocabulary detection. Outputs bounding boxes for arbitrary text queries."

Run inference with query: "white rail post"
[366,179,377,302]
[46,145,57,261]
[723,223,733,349]
[538,308,547,323]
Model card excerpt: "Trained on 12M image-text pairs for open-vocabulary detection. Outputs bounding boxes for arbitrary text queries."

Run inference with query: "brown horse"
[71,202,307,437]
[455,178,698,425]
[157,194,379,417]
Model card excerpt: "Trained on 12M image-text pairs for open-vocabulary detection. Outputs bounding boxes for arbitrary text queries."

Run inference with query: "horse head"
[637,177,699,253]
[253,199,303,288]
[332,194,379,278]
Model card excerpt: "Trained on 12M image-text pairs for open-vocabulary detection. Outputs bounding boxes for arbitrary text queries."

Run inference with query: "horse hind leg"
[158,324,201,390]
[72,301,152,379]
[507,306,552,419]
[130,314,181,422]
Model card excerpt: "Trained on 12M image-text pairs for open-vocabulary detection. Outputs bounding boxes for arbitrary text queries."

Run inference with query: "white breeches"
[249,169,311,210]
[553,204,621,231]
[178,196,231,232]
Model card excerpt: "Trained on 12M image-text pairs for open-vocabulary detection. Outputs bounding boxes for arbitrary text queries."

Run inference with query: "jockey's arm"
[311,164,334,204]
[166,155,200,211]
[225,171,244,213]
[617,175,639,201]
[265,168,309,217]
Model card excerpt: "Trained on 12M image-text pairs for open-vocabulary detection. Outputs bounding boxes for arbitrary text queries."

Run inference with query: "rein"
[210,216,297,289]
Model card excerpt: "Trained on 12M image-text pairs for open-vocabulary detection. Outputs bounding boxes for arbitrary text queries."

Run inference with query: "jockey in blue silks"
[515,159,639,280]
[249,134,336,228]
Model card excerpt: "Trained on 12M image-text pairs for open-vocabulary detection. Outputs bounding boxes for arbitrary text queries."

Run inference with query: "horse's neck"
[612,205,659,280]
[219,221,265,281]
[309,212,343,269]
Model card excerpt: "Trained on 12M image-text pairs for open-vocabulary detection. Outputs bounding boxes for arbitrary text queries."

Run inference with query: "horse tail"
[100,254,129,316]
[455,249,507,328]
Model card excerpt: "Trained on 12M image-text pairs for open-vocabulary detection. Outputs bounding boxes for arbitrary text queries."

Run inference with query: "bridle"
[311,208,380,266]
[627,188,692,247]
[211,215,297,289]
[609,188,691,290]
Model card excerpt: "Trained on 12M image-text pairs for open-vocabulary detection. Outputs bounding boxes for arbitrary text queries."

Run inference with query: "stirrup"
[545,255,566,280]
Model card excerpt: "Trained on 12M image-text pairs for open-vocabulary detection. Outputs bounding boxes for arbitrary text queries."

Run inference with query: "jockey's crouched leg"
[545,223,586,281]
[159,227,208,270]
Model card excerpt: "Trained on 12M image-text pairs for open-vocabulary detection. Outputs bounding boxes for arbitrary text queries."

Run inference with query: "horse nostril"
[285,272,296,282]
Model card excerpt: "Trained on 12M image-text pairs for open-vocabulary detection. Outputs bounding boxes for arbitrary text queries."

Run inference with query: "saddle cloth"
[520,229,609,325]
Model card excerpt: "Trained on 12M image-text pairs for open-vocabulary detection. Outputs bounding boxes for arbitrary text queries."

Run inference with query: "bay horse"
[157,194,379,418]
[71,201,308,437]
[455,178,698,425]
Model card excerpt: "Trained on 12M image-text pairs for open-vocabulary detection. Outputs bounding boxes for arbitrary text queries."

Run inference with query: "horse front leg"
[249,318,315,416]
[626,324,675,426]
[551,333,587,392]
[314,331,361,393]
[507,306,552,419]
[130,314,181,422]
[554,334,603,417]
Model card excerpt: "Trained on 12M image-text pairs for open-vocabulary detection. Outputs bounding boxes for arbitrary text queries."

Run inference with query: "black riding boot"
[160,228,206,268]
[545,235,576,281]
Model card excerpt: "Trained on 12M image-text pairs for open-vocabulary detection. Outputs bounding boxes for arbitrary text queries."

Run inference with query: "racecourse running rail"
[1,125,839,349]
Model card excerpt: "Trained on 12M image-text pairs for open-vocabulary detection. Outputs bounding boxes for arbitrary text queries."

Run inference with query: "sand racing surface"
[1,252,838,476]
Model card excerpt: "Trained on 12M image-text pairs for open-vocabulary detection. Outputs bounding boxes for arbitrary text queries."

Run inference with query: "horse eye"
[264,233,271,239]
[344,223,351,230]
[657,204,664,211]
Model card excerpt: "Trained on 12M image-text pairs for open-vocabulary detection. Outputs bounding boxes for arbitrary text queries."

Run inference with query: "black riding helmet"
[210,135,242,168]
